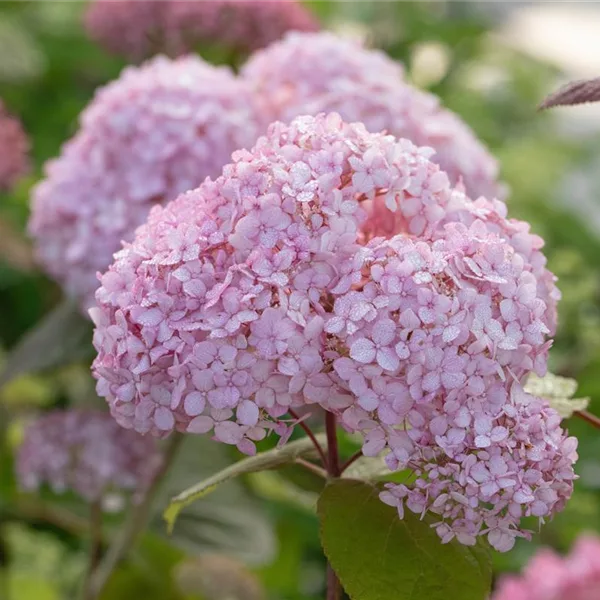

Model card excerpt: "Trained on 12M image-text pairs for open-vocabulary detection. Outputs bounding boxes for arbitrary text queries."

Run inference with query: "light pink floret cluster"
[0,99,30,192]
[241,32,503,201]
[16,410,161,504]
[492,535,600,600]
[29,55,260,310]
[84,0,318,61]
[91,114,574,550]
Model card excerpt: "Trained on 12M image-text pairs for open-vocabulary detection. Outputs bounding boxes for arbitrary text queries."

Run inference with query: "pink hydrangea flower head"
[242,31,503,200]
[84,0,318,61]
[16,410,161,505]
[84,0,166,61]
[91,113,569,544]
[0,99,30,192]
[29,55,261,310]
[165,0,319,55]
[91,113,461,448]
[492,534,600,599]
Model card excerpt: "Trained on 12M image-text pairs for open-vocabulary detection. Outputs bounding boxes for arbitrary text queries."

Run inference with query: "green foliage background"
[1,2,600,599]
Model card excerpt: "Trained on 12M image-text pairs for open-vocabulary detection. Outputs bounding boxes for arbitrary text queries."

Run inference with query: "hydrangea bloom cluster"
[0,99,29,191]
[17,410,161,504]
[83,0,164,61]
[84,0,318,62]
[242,32,503,200]
[29,55,260,310]
[91,114,574,550]
[492,535,600,599]
[165,0,319,56]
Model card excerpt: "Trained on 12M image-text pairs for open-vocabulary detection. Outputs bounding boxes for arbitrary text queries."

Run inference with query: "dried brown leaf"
[539,77,600,110]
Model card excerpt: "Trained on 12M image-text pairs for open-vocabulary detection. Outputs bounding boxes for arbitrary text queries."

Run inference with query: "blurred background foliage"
[1,2,600,599]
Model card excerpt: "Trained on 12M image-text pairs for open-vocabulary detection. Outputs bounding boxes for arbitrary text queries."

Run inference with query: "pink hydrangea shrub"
[29,55,261,310]
[492,535,600,599]
[16,410,161,505]
[0,99,30,192]
[242,31,503,200]
[84,0,318,61]
[91,113,575,549]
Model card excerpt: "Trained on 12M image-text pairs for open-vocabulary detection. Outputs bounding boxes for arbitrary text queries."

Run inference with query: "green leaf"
[524,372,590,418]
[0,299,93,389]
[318,479,492,600]
[162,434,325,536]
[155,434,330,565]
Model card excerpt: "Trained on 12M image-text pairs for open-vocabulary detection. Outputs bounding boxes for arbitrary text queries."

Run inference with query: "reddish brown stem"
[576,410,600,429]
[288,408,328,467]
[327,563,341,600]
[325,412,341,478]
[324,411,342,599]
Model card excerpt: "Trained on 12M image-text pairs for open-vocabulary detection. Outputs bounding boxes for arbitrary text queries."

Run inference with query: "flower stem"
[325,411,340,478]
[324,411,342,599]
[327,564,341,600]
[86,433,183,599]
[576,410,600,429]
[288,408,328,467]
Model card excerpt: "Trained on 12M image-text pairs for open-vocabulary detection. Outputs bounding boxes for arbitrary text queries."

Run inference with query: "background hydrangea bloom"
[84,0,164,61]
[492,534,600,599]
[17,410,161,505]
[91,113,574,547]
[29,55,261,310]
[84,0,318,61]
[241,31,503,200]
[0,99,30,191]
[165,0,319,56]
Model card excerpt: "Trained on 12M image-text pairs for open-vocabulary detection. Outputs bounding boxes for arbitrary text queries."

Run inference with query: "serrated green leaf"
[0,299,93,389]
[163,434,325,535]
[525,372,590,418]
[318,479,492,600]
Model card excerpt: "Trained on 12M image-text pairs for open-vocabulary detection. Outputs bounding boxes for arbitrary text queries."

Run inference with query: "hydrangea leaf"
[162,434,326,535]
[155,434,278,566]
[318,479,492,600]
[0,299,93,389]
[524,372,590,418]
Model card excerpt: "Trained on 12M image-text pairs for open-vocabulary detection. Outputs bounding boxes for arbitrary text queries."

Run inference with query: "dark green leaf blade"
[318,479,492,600]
